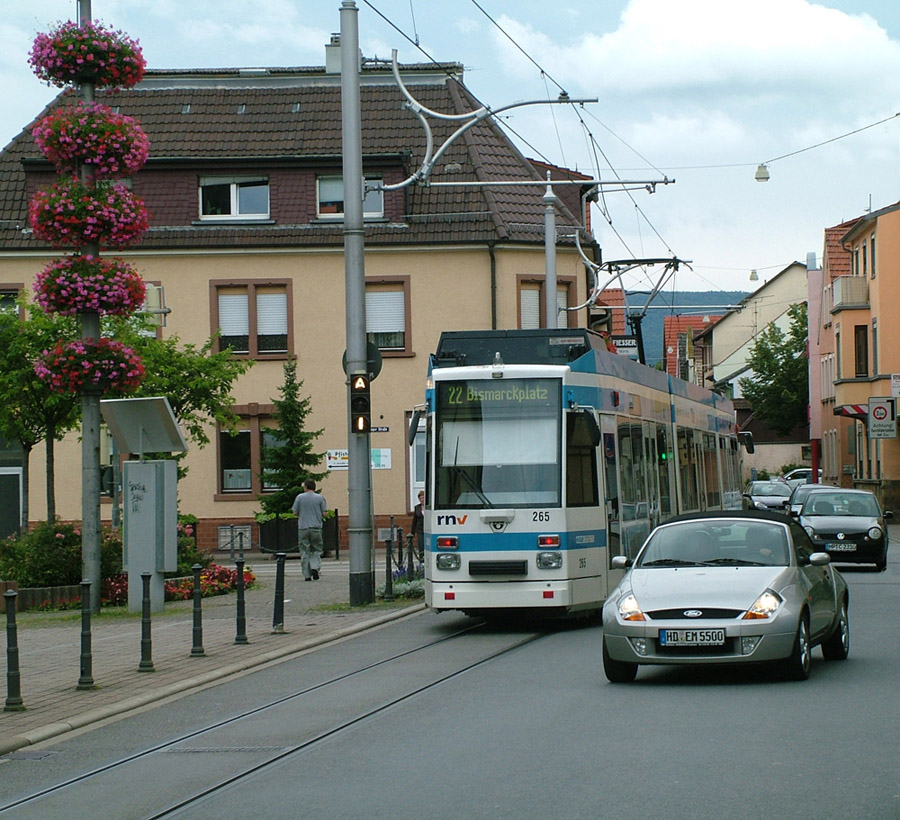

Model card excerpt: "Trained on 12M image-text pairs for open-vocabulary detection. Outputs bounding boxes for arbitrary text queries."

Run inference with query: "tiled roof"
[663,314,721,377]
[822,218,860,281]
[0,65,590,252]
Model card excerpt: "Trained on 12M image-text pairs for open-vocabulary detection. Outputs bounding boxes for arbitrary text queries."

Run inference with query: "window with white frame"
[214,282,291,357]
[200,176,269,220]
[366,282,408,352]
[317,175,383,218]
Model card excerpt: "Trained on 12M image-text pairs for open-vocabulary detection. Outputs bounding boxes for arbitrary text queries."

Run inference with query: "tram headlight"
[536,551,562,569]
[436,553,461,570]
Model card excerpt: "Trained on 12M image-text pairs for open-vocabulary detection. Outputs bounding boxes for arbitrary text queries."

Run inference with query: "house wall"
[21,242,589,541]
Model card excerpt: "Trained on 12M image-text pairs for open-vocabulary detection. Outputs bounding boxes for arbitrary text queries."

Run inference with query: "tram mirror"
[582,409,601,447]
[408,409,422,446]
[738,431,755,454]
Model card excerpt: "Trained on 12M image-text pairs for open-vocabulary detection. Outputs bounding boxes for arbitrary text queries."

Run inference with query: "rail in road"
[0,618,550,819]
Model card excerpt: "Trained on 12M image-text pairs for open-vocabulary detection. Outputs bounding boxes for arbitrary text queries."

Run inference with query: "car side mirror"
[611,555,632,569]
[884,510,893,520]
[789,509,799,517]
[809,552,831,566]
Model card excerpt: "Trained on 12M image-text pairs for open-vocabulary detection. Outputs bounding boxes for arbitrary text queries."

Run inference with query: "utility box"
[123,459,178,612]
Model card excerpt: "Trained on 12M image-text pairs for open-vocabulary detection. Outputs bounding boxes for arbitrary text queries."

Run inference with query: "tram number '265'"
[533,511,550,522]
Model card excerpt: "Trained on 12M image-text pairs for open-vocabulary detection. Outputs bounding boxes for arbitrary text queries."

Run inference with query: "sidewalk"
[0,553,424,755]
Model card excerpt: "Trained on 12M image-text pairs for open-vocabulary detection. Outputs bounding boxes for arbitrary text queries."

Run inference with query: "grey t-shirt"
[292,491,327,529]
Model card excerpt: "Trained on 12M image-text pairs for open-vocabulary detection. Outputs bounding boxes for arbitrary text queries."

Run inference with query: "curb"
[0,603,425,756]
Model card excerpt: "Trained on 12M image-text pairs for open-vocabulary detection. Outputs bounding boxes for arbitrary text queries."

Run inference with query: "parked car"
[742,480,792,512]
[788,482,833,516]
[601,511,850,683]
[798,488,892,571]
[784,468,823,483]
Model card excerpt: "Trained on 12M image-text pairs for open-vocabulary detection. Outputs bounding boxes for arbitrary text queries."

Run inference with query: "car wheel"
[781,615,811,681]
[821,599,849,661]
[602,636,637,683]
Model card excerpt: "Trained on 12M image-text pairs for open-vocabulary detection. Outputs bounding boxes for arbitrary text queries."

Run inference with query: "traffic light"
[350,373,371,434]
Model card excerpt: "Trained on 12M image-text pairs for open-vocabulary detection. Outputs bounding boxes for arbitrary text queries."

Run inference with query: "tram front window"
[435,378,561,509]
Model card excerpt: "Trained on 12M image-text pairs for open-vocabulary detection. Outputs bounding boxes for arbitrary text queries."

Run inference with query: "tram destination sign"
[868,397,896,439]
[442,379,555,407]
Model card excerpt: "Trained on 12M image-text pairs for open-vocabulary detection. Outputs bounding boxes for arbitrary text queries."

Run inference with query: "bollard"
[76,579,96,690]
[235,557,248,644]
[4,590,24,712]
[138,572,155,672]
[190,564,205,657]
[238,530,245,559]
[272,553,286,634]
[384,516,395,603]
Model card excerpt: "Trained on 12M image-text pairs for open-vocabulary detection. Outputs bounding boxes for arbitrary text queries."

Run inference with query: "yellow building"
[0,53,600,549]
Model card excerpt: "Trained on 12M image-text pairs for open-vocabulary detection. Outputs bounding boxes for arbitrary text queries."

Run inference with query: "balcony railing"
[832,275,868,309]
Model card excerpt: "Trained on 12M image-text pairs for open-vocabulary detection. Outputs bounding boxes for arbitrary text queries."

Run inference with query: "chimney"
[325,34,341,74]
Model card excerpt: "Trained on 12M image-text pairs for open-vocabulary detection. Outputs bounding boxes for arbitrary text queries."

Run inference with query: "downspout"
[489,240,497,329]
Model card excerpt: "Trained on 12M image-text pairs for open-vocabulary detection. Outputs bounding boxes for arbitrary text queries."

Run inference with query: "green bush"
[0,521,122,588]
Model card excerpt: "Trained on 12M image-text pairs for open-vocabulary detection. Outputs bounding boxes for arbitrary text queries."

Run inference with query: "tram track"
[0,621,551,819]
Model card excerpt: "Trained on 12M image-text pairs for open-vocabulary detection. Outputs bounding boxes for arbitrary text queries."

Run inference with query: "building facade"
[0,51,600,548]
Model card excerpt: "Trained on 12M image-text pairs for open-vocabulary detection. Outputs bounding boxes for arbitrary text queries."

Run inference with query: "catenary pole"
[341,1,375,604]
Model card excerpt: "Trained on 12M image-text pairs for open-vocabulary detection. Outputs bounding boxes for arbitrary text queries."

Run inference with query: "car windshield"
[802,493,880,516]
[750,483,791,498]
[637,520,790,567]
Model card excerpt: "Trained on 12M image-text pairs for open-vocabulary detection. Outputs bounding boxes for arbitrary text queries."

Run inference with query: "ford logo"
[683,610,703,618]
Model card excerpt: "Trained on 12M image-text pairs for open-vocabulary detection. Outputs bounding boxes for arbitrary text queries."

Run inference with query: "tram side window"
[703,433,720,508]
[618,422,646,521]
[566,412,599,507]
[677,427,700,512]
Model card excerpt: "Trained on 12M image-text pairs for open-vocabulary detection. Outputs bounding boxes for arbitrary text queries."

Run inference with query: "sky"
[2,0,900,296]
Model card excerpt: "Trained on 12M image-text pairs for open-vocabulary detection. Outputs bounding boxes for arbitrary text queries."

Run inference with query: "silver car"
[602,511,849,683]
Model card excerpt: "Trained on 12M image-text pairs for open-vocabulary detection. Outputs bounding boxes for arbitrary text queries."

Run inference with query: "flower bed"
[34,254,146,315]
[102,564,257,607]
[29,177,149,248]
[33,102,150,178]
[29,20,146,89]
[34,338,145,394]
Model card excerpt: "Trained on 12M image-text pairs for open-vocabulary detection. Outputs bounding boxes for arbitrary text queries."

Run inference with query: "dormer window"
[317,175,383,219]
[200,176,269,220]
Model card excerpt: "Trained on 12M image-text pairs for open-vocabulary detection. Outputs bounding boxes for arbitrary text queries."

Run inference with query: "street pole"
[543,174,560,329]
[79,0,103,613]
[341,1,375,605]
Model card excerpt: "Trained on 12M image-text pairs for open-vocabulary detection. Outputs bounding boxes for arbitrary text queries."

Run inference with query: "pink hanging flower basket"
[32,102,150,179]
[29,177,149,248]
[34,338,145,395]
[29,20,146,90]
[34,255,146,316]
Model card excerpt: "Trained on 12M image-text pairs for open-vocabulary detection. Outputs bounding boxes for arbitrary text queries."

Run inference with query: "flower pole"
[29,5,148,612]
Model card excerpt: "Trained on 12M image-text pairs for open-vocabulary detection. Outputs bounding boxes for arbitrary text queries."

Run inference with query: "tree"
[739,302,808,436]
[0,302,80,522]
[256,360,326,516]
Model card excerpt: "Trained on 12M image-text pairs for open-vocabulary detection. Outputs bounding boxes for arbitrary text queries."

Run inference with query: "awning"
[833,404,867,420]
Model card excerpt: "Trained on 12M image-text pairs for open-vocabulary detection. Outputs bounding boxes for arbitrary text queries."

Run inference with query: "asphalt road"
[2,560,899,820]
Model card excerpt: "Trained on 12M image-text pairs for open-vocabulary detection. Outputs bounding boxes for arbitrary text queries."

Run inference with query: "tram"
[416,328,747,617]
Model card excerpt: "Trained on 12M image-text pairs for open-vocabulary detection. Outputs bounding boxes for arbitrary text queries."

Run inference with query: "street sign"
[868,397,896,439]
[892,373,900,398]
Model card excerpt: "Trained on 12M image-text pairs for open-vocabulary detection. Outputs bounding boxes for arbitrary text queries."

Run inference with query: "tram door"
[600,415,621,563]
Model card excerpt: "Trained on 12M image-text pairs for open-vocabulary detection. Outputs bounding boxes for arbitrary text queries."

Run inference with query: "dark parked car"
[798,488,892,571]
[742,480,792,512]
[788,482,833,516]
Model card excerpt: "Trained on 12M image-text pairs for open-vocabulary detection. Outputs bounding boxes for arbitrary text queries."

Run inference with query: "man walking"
[292,479,327,581]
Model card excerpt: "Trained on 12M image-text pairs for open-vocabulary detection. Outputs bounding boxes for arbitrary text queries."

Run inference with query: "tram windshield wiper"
[451,439,494,508]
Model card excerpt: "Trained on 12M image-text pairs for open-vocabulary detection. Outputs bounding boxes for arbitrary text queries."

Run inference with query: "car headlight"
[803,525,815,537]
[754,501,768,510]
[617,593,646,622]
[742,589,783,620]
[868,526,883,540]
